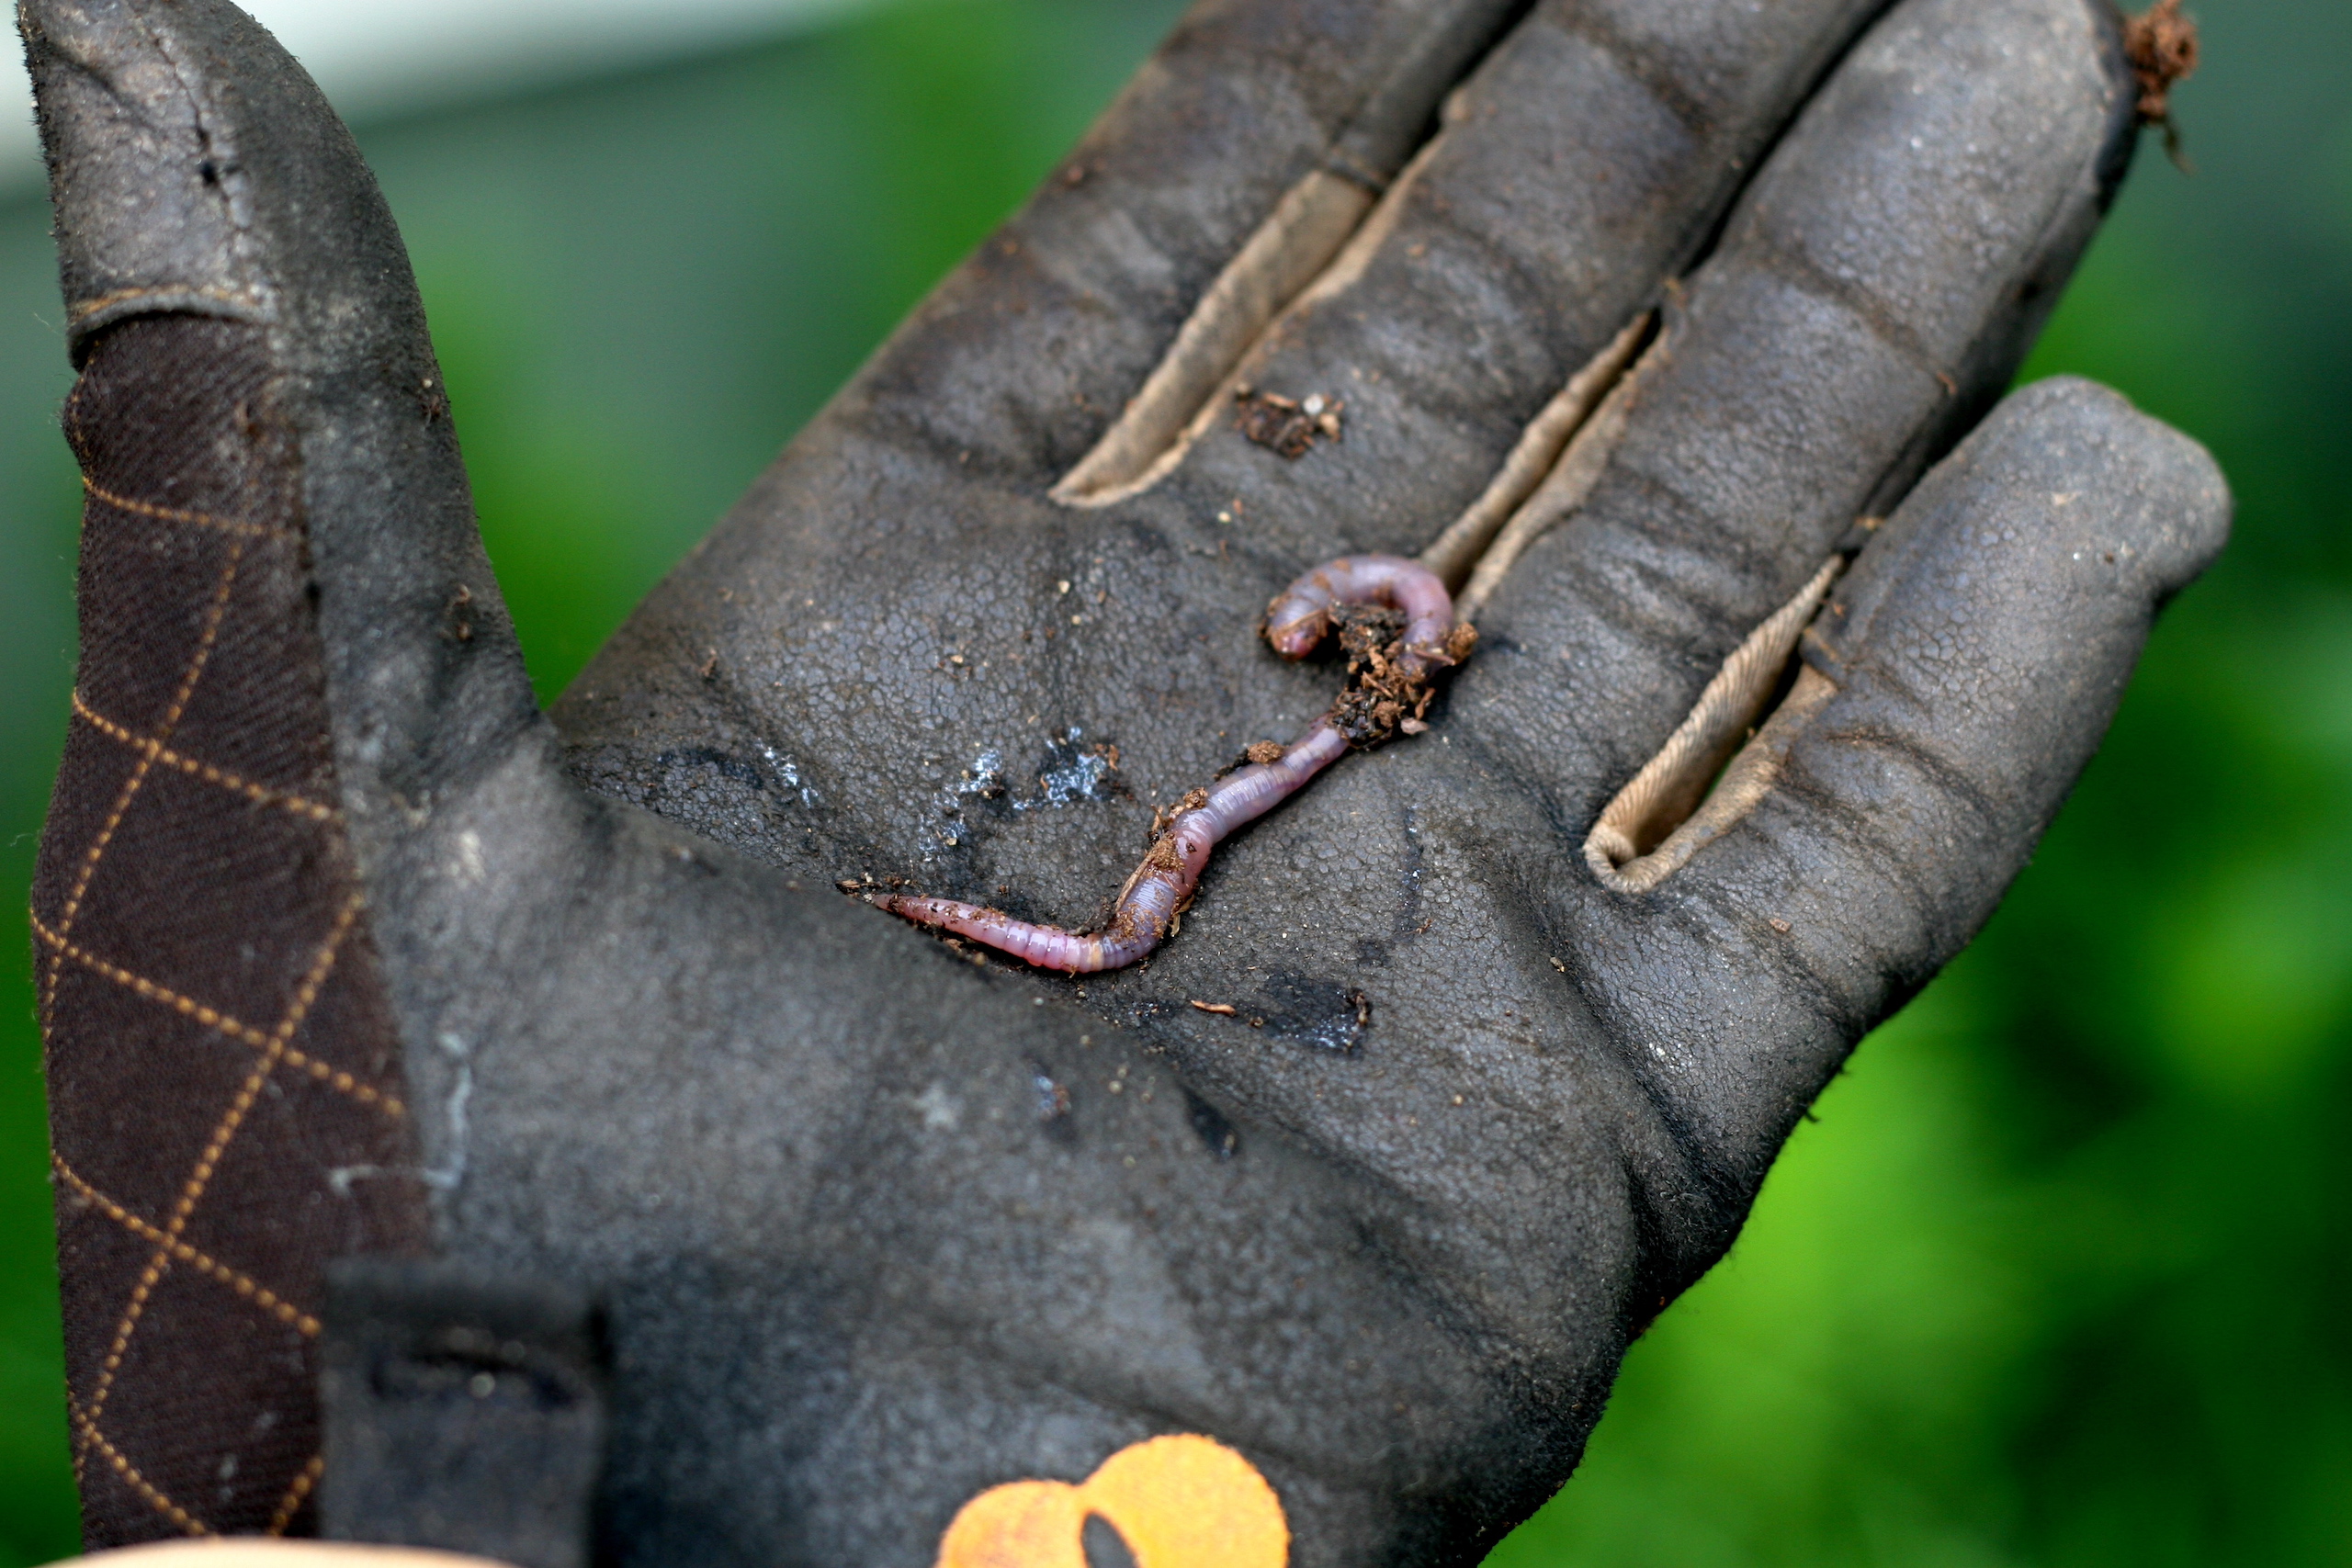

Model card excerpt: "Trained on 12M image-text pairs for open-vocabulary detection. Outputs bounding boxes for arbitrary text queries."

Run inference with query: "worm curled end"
[1263,555,1455,672]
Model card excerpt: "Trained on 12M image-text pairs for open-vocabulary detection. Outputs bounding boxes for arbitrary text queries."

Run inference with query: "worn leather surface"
[24,0,2228,1563]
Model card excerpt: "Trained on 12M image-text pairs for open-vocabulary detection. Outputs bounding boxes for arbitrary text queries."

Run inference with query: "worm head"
[1264,565,1348,657]
[1262,600,1331,659]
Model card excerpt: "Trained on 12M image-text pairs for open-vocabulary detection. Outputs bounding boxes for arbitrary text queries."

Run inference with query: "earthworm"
[867,555,1470,974]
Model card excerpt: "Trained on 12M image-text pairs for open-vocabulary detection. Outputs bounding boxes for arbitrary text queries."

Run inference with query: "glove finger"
[20,0,544,1535]
[23,0,539,841]
[1566,377,2228,1245]
[1459,0,2136,810]
[1049,0,1890,534]
[836,0,1529,485]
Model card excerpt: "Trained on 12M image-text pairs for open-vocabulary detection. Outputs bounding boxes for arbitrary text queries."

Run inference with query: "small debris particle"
[443,583,475,643]
[2123,0,2199,125]
[1246,741,1284,765]
[1549,956,1566,972]
[1248,1017,1265,1029]
[1191,1000,1238,1016]
[1035,1071,1071,1120]
[1107,1079,1124,1094]
[1324,604,1473,749]
[1236,387,1344,457]
[1770,918,1792,934]
[1451,1095,1464,1106]
[699,649,718,681]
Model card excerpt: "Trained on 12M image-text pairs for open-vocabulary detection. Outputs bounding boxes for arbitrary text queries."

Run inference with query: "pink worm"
[869,555,1457,975]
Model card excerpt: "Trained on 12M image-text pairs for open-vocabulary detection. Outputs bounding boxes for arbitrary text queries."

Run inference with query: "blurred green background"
[2,0,2346,1562]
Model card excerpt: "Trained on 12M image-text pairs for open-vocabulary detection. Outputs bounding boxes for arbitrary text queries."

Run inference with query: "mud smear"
[922,731,1125,856]
[1254,973,1373,1055]
[570,742,825,862]
[1019,728,1128,810]
[642,744,820,806]
[1183,1089,1240,1161]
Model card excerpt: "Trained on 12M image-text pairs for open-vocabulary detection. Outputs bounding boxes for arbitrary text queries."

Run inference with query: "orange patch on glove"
[935,1433,1288,1568]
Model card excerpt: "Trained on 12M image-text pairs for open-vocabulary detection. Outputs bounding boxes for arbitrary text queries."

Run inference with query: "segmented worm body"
[1263,553,1455,676]
[868,555,1468,975]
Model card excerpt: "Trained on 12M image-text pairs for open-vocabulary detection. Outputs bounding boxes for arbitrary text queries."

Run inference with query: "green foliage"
[0,1,2345,1562]
[0,179,93,1568]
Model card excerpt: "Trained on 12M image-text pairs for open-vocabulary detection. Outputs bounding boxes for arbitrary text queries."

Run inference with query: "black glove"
[24,0,2223,1563]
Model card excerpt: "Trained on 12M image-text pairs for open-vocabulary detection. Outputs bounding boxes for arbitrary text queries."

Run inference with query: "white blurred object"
[1,0,881,193]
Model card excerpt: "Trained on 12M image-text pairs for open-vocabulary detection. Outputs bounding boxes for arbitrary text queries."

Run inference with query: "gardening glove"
[23,0,2225,1563]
